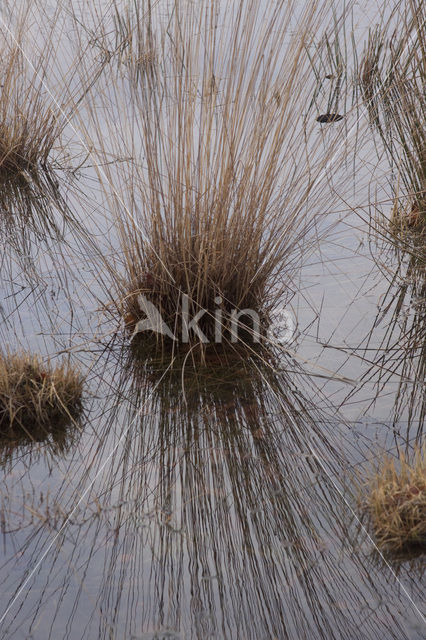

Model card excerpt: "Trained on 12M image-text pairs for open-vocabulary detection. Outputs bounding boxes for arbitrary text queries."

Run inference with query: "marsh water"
[0,1,425,638]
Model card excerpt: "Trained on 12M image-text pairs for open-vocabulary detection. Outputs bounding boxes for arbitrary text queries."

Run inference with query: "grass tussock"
[0,42,59,176]
[362,446,426,554]
[359,0,426,230]
[0,351,84,442]
[0,4,60,179]
[84,1,354,354]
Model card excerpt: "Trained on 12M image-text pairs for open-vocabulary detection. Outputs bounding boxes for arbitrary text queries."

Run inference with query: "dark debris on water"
[316,113,344,123]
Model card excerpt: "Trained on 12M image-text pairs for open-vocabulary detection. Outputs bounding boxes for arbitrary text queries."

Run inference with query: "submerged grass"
[362,445,426,554]
[0,350,84,443]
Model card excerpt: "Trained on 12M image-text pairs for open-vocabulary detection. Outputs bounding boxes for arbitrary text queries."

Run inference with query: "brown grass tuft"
[80,1,355,355]
[362,446,426,554]
[0,350,84,442]
[0,21,59,176]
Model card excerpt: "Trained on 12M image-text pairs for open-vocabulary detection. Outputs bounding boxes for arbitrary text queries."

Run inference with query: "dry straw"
[0,16,59,176]
[0,350,84,442]
[362,445,426,554]
[75,0,355,355]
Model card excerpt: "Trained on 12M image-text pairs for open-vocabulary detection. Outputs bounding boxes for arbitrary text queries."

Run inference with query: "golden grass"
[0,2,61,178]
[0,46,59,175]
[0,351,84,442]
[362,446,426,554]
[79,0,353,355]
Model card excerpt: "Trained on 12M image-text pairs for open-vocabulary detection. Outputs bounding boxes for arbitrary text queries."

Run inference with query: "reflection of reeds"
[390,247,426,433]
[112,0,156,80]
[0,339,419,638]
[361,445,426,555]
[0,350,84,448]
[57,349,409,639]
[344,239,425,437]
[0,418,79,468]
[0,170,68,243]
[79,0,156,82]
[307,9,358,119]
[359,0,426,229]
